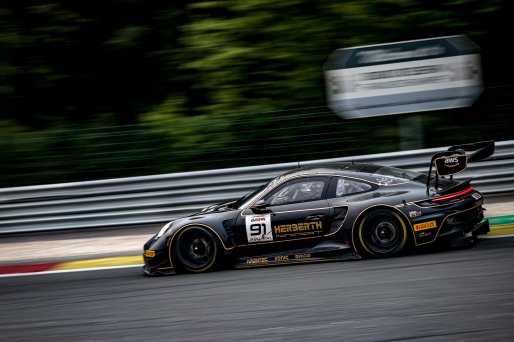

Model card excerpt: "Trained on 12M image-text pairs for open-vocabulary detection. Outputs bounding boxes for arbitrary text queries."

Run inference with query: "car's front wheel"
[173,226,221,273]
[357,209,408,257]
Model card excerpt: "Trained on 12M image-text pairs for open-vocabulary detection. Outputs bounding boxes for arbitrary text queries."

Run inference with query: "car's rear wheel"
[357,209,408,257]
[173,226,221,273]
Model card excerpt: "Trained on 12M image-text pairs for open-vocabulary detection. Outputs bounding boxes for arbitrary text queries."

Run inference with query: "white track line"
[0,264,142,278]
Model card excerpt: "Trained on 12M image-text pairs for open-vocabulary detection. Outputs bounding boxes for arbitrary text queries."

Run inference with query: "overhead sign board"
[324,35,483,119]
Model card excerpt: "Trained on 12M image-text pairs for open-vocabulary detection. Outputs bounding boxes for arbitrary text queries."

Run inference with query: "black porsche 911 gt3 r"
[143,141,494,276]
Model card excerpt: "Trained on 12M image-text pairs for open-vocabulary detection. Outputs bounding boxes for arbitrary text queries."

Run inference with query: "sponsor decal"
[144,250,155,258]
[444,157,460,167]
[419,231,432,238]
[409,211,422,218]
[413,220,437,231]
[435,154,467,176]
[246,257,269,264]
[295,253,312,259]
[245,253,314,265]
[273,221,323,239]
[472,192,481,200]
[245,215,273,243]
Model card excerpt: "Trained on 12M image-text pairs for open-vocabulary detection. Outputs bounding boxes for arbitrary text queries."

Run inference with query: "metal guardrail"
[1,140,514,234]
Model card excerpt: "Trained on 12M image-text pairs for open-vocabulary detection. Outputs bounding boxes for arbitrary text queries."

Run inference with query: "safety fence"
[1,140,513,234]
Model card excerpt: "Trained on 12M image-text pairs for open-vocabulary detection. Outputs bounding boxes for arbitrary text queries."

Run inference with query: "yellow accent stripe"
[487,224,514,236]
[53,256,143,270]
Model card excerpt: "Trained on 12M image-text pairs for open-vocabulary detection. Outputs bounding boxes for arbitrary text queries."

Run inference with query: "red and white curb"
[0,256,143,277]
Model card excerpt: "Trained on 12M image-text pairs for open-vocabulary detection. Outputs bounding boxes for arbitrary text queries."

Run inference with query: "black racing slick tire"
[357,209,408,257]
[173,226,221,273]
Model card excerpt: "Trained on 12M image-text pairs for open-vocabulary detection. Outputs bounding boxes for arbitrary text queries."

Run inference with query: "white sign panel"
[325,35,483,119]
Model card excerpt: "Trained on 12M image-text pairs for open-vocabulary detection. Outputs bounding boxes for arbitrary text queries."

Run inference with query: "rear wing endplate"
[426,140,495,190]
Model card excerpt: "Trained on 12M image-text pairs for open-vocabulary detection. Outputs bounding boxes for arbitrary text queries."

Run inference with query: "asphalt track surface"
[1,237,513,342]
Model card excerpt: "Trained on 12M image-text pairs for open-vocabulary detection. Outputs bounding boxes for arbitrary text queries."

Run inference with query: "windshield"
[233,183,268,209]
[233,175,284,209]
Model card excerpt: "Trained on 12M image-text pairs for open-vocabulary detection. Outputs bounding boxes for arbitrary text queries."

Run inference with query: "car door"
[234,176,333,255]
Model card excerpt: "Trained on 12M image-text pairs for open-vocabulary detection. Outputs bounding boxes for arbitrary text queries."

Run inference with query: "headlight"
[156,221,174,239]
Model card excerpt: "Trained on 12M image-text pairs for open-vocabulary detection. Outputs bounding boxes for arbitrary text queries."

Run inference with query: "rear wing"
[426,140,495,190]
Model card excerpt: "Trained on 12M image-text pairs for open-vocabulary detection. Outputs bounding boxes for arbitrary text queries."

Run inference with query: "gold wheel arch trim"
[352,205,411,256]
[168,223,232,273]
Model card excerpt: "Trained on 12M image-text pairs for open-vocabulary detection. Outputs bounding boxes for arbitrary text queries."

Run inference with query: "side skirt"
[235,241,361,269]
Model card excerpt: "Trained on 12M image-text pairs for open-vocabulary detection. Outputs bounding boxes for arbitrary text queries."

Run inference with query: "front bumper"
[142,264,176,276]
[143,236,175,276]
[142,250,176,276]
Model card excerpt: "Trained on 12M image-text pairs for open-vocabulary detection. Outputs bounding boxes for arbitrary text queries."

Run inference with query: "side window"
[263,178,327,206]
[334,177,373,197]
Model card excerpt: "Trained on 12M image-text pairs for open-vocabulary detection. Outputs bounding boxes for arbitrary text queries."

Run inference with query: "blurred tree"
[179,0,351,114]
[0,1,193,127]
[0,0,512,186]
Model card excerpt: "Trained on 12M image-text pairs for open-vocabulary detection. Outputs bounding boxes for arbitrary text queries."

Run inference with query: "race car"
[143,141,494,276]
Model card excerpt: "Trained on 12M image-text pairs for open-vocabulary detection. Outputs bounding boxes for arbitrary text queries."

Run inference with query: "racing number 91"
[250,223,267,237]
[245,215,273,242]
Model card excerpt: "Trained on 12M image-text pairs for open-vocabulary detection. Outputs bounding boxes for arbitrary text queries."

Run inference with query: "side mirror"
[250,200,271,214]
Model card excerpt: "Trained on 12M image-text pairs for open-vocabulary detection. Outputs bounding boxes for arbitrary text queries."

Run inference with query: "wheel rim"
[177,229,216,270]
[373,221,397,246]
[187,237,210,262]
[360,213,406,256]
